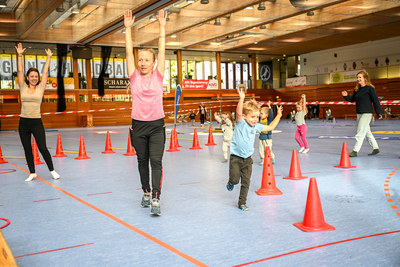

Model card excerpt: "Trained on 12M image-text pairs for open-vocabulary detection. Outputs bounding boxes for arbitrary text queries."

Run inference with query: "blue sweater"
[343,85,382,116]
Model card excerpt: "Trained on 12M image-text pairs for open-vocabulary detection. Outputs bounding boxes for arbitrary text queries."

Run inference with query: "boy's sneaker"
[221,159,228,163]
[150,199,161,216]
[141,193,151,208]
[238,205,249,211]
[368,149,380,156]
[299,147,305,153]
[302,148,309,154]
[226,181,234,191]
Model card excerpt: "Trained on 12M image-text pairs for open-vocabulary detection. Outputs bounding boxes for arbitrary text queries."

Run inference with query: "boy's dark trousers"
[229,154,253,206]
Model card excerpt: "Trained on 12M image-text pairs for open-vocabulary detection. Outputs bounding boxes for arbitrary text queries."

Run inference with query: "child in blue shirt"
[227,89,283,211]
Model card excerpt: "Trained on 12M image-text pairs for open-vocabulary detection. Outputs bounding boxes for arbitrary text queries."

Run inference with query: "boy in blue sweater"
[227,89,283,211]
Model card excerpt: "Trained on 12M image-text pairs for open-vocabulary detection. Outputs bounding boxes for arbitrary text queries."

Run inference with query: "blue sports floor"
[0,118,400,266]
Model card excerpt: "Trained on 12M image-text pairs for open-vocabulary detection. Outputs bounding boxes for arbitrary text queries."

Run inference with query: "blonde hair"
[243,99,260,115]
[355,70,374,92]
[260,106,269,113]
[138,48,156,62]
[296,100,303,107]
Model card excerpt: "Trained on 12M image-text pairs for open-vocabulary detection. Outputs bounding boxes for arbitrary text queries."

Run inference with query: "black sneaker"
[349,151,357,157]
[368,149,380,156]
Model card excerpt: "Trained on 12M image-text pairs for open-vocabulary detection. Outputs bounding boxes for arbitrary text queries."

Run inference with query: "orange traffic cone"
[53,134,67,157]
[124,132,136,156]
[256,146,282,195]
[174,128,182,148]
[102,131,115,154]
[75,135,91,160]
[283,150,308,180]
[190,128,203,150]
[205,126,217,146]
[0,145,8,164]
[294,177,335,232]
[32,138,44,165]
[167,128,180,152]
[334,142,356,168]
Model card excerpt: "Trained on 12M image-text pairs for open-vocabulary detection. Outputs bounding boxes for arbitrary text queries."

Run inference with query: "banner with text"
[286,76,307,88]
[330,69,365,84]
[183,79,218,90]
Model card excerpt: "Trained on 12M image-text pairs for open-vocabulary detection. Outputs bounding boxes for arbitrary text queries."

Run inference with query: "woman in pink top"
[15,43,60,182]
[124,9,167,216]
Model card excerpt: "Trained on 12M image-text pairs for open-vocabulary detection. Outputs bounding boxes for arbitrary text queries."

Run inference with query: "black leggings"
[200,114,206,125]
[130,118,165,199]
[18,118,54,174]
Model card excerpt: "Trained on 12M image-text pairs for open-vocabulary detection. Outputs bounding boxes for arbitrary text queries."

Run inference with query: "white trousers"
[222,140,231,160]
[353,113,379,152]
[259,139,274,160]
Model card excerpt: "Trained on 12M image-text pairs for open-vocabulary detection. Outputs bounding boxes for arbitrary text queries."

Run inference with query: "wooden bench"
[344,114,357,119]
[344,114,376,120]
[0,229,18,266]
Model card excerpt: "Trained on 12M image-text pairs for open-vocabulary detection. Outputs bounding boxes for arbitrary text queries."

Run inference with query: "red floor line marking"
[388,199,394,203]
[10,163,208,267]
[232,230,400,267]
[15,243,94,258]
[33,198,61,202]
[87,192,112,196]
[136,188,142,190]
[397,213,400,217]
[180,182,201,185]
[391,205,398,209]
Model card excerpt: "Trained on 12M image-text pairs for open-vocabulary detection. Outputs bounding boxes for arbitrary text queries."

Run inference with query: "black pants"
[18,117,54,174]
[229,154,253,206]
[131,118,165,199]
[200,114,206,125]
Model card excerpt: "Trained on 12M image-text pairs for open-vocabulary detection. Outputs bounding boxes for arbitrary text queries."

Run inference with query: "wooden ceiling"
[1,0,400,60]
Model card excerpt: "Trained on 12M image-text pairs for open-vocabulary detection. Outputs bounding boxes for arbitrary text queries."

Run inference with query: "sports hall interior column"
[251,53,257,89]
[176,50,183,86]
[216,52,222,90]
[85,45,92,89]
[72,49,79,89]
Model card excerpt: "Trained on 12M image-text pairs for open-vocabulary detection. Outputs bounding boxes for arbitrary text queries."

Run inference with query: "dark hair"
[25,68,40,86]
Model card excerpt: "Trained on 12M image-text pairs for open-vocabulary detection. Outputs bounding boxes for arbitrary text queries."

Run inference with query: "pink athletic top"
[129,69,165,121]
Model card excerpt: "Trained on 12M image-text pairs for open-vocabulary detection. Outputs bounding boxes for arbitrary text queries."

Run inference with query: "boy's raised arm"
[236,88,245,123]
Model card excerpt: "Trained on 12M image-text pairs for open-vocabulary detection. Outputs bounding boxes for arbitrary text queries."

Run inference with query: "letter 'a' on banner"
[174,84,182,127]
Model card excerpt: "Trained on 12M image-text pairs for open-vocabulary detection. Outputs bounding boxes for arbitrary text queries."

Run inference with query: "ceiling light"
[254,42,258,44]
[171,34,177,38]
[187,0,195,2]
[214,18,221,25]
[0,0,6,8]
[72,8,80,14]
[246,6,254,9]
[258,2,266,10]
[149,15,157,21]
[200,0,209,4]
[307,11,314,16]
[260,25,266,29]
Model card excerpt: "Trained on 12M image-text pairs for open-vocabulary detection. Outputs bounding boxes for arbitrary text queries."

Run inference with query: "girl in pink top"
[124,9,167,216]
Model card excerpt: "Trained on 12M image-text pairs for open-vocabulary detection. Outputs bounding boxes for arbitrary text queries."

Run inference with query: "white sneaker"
[302,148,309,154]
[25,173,37,182]
[51,170,60,180]
[299,147,305,153]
